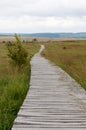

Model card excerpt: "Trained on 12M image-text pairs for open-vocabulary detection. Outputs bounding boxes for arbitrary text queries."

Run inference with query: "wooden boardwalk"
[12,45,86,130]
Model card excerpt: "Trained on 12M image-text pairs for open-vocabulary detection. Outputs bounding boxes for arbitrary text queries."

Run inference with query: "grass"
[0,43,40,130]
[42,40,86,90]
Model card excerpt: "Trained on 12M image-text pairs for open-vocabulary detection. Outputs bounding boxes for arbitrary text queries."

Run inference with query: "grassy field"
[0,43,39,130]
[0,36,84,43]
[42,40,86,90]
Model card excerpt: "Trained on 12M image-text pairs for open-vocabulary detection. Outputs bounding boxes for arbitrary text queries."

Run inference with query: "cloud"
[0,0,86,32]
[0,0,86,17]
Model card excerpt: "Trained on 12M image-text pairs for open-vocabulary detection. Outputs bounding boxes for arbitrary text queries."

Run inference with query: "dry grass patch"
[42,40,86,89]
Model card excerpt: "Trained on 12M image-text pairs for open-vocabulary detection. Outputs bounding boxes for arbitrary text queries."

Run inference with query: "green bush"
[6,34,28,71]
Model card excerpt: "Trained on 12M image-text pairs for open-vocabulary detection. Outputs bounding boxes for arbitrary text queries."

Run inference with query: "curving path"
[12,45,86,130]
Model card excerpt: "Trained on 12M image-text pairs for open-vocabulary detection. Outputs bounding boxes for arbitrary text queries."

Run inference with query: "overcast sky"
[0,0,86,33]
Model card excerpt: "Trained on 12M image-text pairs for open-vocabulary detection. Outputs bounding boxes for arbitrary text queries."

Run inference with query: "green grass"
[42,40,86,90]
[0,43,40,130]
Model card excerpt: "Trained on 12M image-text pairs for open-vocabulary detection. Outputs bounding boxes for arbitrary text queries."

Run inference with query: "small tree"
[32,38,37,43]
[6,34,28,71]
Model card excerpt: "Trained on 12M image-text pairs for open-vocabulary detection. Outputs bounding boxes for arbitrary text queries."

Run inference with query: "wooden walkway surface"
[12,45,86,130]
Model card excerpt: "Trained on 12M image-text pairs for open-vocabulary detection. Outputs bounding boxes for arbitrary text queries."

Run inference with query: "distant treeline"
[0,32,86,38]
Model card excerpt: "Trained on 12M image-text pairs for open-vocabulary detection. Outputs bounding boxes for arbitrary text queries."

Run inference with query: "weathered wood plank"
[12,45,86,130]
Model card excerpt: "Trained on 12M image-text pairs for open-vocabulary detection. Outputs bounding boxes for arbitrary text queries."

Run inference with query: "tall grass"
[42,40,86,90]
[0,43,39,130]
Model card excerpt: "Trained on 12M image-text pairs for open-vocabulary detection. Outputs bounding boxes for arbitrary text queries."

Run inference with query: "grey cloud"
[0,0,86,32]
[0,0,86,18]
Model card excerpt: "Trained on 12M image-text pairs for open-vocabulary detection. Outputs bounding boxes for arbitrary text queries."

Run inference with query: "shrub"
[6,34,28,71]
[32,38,37,43]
